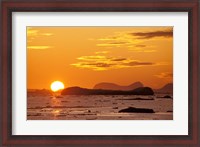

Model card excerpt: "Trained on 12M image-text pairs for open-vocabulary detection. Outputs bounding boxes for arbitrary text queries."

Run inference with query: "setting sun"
[50,81,65,92]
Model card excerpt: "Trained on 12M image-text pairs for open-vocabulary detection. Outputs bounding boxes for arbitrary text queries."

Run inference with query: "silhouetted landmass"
[61,86,154,95]
[154,83,173,94]
[119,107,155,113]
[93,81,143,91]
[27,89,52,97]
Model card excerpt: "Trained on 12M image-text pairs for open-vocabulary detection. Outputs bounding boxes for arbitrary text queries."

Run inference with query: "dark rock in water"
[135,97,154,100]
[163,95,172,98]
[61,86,154,95]
[119,107,155,113]
[157,95,172,99]
[167,110,173,112]
[117,97,154,101]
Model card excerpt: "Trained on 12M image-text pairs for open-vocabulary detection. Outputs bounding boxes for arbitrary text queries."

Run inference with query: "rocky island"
[61,86,154,95]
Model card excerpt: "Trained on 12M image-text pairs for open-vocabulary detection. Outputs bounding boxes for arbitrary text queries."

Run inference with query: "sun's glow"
[50,81,65,92]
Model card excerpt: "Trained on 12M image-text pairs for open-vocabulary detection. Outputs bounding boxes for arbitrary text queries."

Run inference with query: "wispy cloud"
[27,30,39,36]
[27,27,54,50]
[111,58,127,61]
[71,62,115,71]
[27,27,53,37]
[130,30,173,39]
[77,55,109,61]
[71,55,157,71]
[28,46,52,50]
[123,61,154,66]
[129,49,157,53]
[27,27,53,45]
[128,44,157,53]
[97,41,128,47]
[96,32,142,48]
[95,28,172,51]
[95,51,110,54]
[42,33,53,36]
[135,45,146,48]
[155,72,173,79]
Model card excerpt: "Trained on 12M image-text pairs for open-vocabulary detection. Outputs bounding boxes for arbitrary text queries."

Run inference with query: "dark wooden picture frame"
[1,0,199,146]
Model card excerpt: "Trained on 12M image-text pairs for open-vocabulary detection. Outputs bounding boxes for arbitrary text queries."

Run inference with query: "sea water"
[27,95,173,120]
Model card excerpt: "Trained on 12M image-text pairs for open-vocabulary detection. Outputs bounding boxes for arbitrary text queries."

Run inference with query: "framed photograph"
[1,0,199,146]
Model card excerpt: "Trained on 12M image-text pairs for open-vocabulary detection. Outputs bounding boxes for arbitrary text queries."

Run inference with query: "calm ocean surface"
[27,95,173,120]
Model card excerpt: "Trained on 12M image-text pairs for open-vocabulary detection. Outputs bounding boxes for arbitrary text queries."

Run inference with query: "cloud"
[97,43,122,47]
[129,49,156,53]
[27,30,39,36]
[143,50,156,52]
[135,45,146,48]
[98,36,118,41]
[95,51,110,54]
[130,30,173,39]
[155,72,173,78]
[42,33,53,36]
[27,27,54,50]
[28,46,53,50]
[96,32,142,48]
[87,63,114,67]
[71,55,156,71]
[27,27,53,37]
[77,55,109,61]
[123,61,154,66]
[71,62,115,71]
[111,58,127,61]
[128,44,156,53]
[97,41,128,47]
[109,42,127,45]
[95,28,172,48]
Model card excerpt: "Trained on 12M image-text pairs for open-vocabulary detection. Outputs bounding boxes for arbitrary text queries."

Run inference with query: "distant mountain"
[154,83,173,94]
[27,89,52,96]
[93,82,143,91]
[61,86,154,95]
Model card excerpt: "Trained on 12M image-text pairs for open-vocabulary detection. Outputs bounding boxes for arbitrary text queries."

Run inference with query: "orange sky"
[27,27,173,89]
